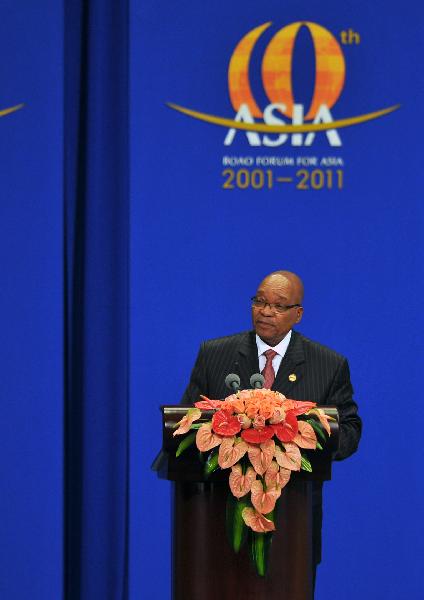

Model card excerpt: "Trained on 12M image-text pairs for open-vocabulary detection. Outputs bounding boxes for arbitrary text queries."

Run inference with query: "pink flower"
[242,507,275,533]
[196,423,222,452]
[274,442,301,471]
[236,413,252,429]
[218,436,248,469]
[173,408,201,436]
[269,406,285,424]
[265,461,291,491]
[251,479,281,514]
[212,409,242,436]
[293,421,317,449]
[229,464,256,498]
[253,414,266,428]
[247,439,275,475]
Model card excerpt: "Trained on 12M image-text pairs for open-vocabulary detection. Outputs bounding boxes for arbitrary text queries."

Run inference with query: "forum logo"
[0,103,24,119]
[168,21,399,147]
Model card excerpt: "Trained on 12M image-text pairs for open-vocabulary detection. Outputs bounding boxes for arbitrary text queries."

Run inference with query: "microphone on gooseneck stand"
[250,373,265,389]
[225,373,241,392]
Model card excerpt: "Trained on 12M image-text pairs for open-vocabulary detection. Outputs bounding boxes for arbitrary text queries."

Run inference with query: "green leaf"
[204,450,219,477]
[175,432,196,457]
[189,423,203,430]
[301,455,313,472]
[306,418,327,444]
[226,495,248,553]
[249,526,274,577]
[248,510,274,576]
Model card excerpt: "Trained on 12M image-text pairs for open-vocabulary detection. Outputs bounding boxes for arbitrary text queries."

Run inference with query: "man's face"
[252,274,303,346]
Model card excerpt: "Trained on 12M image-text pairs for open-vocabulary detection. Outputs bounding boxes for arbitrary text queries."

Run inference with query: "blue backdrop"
[0,2,63,599]
[64,1,129,598]
[130,1,423,599]
[1,1,423,599]
[1,1,130,599]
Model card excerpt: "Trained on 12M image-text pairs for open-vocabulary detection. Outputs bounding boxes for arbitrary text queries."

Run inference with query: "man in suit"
[181,270,362,570]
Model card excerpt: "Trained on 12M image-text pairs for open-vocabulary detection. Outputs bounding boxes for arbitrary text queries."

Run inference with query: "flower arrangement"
[173,388,332,576]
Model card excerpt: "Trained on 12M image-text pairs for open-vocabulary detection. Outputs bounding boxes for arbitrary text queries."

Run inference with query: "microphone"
[225,373,241,392]
[250,373,264,389]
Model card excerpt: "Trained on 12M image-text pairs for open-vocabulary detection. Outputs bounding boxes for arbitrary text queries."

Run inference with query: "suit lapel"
[273,331,305,396]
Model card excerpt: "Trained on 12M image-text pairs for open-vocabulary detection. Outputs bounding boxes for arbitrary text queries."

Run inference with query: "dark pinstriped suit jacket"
[181,329,361,460]
[181,329,362,565]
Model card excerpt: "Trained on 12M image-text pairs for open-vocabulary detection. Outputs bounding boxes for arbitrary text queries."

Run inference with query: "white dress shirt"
[256,330,292,376]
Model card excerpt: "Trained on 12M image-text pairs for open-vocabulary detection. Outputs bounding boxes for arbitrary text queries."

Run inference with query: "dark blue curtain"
[64,1,129,599]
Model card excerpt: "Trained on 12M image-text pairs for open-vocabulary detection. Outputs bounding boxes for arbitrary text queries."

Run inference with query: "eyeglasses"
[251,296,302,314]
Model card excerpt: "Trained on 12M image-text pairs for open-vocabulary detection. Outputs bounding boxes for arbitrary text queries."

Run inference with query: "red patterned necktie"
[261,349,278,389]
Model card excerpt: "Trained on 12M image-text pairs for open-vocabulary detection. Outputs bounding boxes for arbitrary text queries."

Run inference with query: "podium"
[153,406,339,600]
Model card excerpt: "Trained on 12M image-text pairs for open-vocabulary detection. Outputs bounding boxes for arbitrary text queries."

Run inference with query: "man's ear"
[295,307,304,323]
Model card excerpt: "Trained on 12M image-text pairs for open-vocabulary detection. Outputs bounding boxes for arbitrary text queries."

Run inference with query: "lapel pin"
[288,373,297,382]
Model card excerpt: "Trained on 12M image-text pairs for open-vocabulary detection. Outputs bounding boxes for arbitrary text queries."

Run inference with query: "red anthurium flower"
[212,409,242,436]
[247,439,275,475]
[271,410,299,442]
[274,443,301,471]
[218,436,248,469]
[251,479,281,514]
[196,423,223,452]
[229,464,256,498]
[240,425,274,444]
[194,396,223,410]
[293,421,317,449]
[282,399,316,416]
[242,507,275,533]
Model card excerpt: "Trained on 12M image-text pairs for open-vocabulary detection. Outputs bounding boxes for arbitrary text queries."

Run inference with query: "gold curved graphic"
[167,102,400,133]
[228,22,271,118]
[0,103,24,118]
